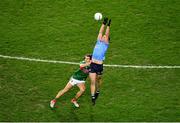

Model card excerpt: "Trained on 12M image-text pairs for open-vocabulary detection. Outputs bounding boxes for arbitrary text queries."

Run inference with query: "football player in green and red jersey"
[50,54,92,108]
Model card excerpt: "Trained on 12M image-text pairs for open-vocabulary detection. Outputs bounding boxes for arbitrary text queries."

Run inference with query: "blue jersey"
[92,40,109,61]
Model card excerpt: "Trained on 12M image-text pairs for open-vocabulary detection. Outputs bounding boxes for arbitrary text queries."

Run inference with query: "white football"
[94,13,102,21]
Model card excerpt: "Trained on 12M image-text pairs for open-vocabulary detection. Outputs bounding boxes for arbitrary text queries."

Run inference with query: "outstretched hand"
[103,17,108,25]
[107,19,111,26]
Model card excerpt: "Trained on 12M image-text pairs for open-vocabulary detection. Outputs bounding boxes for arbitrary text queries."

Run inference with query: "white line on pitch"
[0,54,180,69]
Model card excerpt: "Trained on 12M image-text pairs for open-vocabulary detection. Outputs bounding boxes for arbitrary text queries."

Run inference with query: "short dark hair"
[84,54,92,60]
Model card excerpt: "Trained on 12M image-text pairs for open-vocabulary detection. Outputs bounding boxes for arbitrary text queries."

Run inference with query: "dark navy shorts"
[89,62,103,75]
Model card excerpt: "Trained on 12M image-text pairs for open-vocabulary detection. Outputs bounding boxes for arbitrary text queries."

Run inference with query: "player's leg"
[89,72,97,105]
[95,64,103,100]
[50,82,73,108]
[71,83,86,108]
[96,75,103,91]
[75,83,86,99]
[95,75,103,99]
[55,82,73,98]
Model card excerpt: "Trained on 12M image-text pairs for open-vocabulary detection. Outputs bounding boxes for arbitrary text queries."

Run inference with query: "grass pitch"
[0,0,180,121]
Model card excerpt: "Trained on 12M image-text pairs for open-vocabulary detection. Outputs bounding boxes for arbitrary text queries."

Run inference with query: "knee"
[80,87,86,93]
[91,81,96,86]
[91,79,96,84]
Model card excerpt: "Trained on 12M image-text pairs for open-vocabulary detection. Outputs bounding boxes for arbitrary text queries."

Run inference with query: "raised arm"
[97,17,108,40]
[104,19,111,43]
[80,62,91,68]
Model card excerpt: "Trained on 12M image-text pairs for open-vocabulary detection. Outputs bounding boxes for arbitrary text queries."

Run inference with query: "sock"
[91,94,95,99]
[54,98,58,101]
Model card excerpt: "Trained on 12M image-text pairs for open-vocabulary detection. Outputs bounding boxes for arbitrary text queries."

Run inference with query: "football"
[94,12,102,21]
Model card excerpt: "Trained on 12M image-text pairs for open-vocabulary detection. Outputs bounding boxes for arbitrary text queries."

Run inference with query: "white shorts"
[69,77,85,86]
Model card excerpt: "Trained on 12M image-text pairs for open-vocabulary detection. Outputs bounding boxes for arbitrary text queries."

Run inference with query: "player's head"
[103,35,110,41]
[103,35,107,39]
[84,54,92,62]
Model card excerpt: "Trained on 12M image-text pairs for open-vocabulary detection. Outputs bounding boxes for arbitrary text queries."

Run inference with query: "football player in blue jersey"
[89,17,111,105]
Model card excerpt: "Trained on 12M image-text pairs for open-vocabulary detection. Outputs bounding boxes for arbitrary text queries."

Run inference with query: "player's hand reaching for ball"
[107,19,111,26]
[103,17,108,25]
